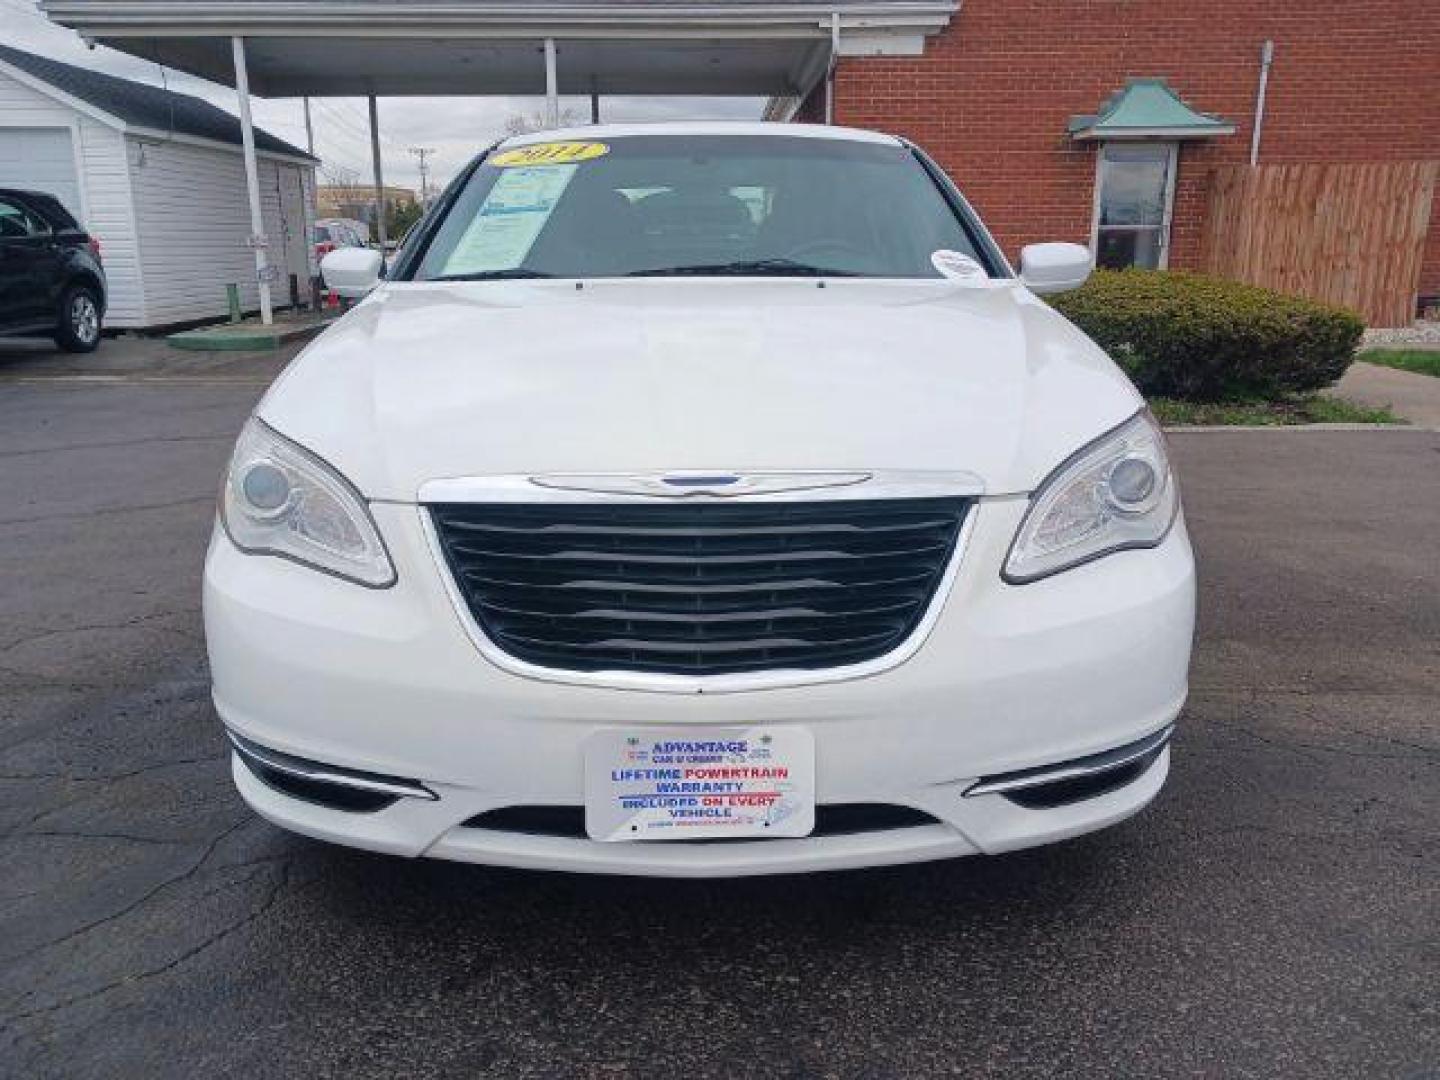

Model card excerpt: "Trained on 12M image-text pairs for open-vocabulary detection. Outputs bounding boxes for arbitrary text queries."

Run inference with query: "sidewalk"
[1329,361,1440,428]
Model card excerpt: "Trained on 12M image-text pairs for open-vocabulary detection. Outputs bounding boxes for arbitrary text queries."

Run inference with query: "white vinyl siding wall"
[128,138,315,325]
[0,68,143,327]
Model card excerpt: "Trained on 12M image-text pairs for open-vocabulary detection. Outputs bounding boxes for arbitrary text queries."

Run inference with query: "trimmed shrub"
[1050,270,1364,401]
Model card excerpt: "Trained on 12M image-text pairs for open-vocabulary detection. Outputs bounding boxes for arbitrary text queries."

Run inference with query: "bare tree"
[318,164,375,236]
[320,164,365,199]
[502,106,586,137]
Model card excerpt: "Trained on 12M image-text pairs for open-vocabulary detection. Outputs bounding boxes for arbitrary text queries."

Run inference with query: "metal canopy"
[46,37,827,98]
[40,1,958,98]
[1068,78,1235,141]
[38,0,957,326]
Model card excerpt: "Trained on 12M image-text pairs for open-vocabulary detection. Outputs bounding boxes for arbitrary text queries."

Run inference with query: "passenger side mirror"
[1019,242,1092,296]
[322,246,384,299]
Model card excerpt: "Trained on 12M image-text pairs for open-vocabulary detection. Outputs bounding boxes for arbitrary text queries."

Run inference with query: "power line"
[329,98,406,151]
[311,99,372,144]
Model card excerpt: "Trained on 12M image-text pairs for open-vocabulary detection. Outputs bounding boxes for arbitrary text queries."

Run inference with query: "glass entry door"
[1092,142,1176,270]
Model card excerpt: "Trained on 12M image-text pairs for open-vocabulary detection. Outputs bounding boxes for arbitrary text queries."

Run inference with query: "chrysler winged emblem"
[528,471,872,498]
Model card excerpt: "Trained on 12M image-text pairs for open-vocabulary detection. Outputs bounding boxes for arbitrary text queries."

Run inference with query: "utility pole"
[408,146,436,205]
[302,95,314,156]
[368,95,387,247]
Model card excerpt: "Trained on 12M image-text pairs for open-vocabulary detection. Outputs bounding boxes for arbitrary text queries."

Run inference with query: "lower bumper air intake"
[228,731,437,813]
[964,725,1173,810]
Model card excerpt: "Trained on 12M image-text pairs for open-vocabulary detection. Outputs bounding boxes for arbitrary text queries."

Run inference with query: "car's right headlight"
[220,417,395,587]
[1003,409,1178,583]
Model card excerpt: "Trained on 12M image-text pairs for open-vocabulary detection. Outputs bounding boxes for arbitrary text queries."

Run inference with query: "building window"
[1091,142,1177,270]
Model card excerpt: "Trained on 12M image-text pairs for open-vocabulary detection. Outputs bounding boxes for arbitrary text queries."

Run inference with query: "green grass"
[1358,348,1440,378]
[1149,394,1404,427]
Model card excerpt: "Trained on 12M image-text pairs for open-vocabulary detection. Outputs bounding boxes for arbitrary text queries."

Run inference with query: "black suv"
[0,188,107,352]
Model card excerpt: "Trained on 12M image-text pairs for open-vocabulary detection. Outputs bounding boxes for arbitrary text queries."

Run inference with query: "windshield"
[410,134,994,281]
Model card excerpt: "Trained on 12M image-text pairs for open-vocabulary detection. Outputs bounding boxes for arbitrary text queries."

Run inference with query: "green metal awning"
[1068,78,1235,141]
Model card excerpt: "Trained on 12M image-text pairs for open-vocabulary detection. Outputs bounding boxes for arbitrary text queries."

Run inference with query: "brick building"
[42,0,1440,317]
[787,0,1439,307]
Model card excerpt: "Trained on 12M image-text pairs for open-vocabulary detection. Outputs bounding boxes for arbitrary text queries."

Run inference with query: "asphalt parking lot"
[1,337,1436,1079]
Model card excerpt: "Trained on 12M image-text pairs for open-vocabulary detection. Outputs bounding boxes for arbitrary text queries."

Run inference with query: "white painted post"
[825,12,840,125]
[368,94,388,248]
[1250,40,1275,167]
[231,36,272,325]
[544,38,559,128]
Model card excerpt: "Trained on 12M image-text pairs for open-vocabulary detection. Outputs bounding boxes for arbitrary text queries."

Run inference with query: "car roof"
[0,188,76,224]
[497,121,903,151]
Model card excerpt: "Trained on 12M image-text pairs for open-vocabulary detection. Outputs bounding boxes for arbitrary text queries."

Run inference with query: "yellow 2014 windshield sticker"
[491,141,609,168]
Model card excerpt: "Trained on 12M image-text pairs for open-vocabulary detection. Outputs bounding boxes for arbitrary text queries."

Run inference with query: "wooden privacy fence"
[1199,161,1437,327]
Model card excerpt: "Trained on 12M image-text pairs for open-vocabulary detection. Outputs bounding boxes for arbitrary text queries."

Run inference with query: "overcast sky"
[5,0,763,193]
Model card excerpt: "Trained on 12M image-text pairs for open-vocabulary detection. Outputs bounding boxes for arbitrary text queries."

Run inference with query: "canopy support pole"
[368,94,388,248]
[544,38,559,128]
[825,12,840,124]
[230,36,272,325]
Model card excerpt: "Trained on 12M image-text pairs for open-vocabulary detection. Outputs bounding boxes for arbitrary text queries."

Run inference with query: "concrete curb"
[167,316,337,352]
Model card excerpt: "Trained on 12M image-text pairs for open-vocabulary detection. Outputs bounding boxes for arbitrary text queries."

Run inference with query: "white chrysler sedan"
[205,123,1194,877]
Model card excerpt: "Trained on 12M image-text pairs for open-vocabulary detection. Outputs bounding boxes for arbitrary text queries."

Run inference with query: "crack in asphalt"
[0,754,224,789]
[0,673,213,756]
[1202,723,1438,765]
[0,755,228,844]
[1,797,100,838]
[0,752,226,785]
[0,495,215,529]
[0,612,195,656]
[0,857,292,1047]
[1201,822,1439,850]
[0,817,251,968]
[0,433,231,460]
[0,666,110,691]
[1192,683,1439,704]
[11,830,197,847]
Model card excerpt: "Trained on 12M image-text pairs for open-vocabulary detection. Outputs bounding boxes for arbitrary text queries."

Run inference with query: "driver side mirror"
[1019,242,1092,296]
[321,246,384,300]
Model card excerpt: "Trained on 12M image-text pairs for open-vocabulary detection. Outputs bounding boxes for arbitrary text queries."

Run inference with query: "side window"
[0,199,46,240]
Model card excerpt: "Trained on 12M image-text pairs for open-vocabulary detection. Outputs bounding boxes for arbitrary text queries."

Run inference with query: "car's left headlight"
[1003,409,1178,584]
[221,417,395,587]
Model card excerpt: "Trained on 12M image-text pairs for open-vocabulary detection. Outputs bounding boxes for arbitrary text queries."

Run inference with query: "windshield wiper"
[630,259,860,278]
[429,268,555,282]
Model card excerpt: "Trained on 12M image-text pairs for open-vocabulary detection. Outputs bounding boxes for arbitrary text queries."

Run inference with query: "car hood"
[258,279,1142,501]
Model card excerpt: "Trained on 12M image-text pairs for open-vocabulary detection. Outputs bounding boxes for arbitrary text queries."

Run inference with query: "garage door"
[0,127,81,221]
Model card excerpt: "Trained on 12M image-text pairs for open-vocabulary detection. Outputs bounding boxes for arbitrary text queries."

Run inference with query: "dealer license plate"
[584,727,815,842]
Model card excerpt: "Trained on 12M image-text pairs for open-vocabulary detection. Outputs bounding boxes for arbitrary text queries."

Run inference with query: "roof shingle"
[0,44,315,160]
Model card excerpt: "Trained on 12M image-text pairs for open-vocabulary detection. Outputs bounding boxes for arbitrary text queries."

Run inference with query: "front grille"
[429,497,970,676]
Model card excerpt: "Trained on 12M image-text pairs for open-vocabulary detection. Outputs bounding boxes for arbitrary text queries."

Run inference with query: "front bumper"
[204,496,1196,877]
